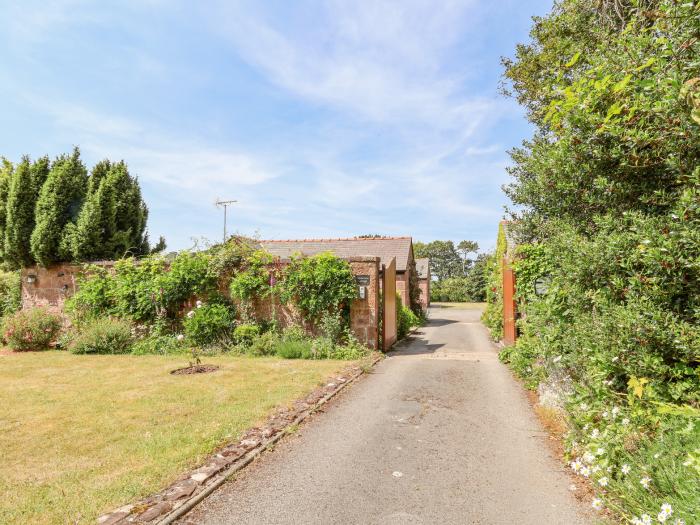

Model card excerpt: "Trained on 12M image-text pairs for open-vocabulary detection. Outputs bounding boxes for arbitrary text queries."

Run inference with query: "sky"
[0,0,553,253]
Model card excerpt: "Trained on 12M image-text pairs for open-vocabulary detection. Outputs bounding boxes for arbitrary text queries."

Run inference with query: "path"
[181,306,590,525]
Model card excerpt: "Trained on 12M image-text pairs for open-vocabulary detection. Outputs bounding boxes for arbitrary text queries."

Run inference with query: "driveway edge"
[96,353,383,525]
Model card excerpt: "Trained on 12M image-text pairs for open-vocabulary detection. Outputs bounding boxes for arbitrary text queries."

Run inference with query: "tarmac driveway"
[181,305,590,525]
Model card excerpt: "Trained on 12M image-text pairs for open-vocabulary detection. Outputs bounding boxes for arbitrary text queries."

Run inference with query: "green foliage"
[500,1,700,520]
[229,249,274,320]
[482,223,506,340]
[280,252,357,325]
[69,317,133,355]
[67,252,217,324]
[0,158,12,260]
[397,292,420,340]
[4,156,49,268]
[0,270,20,317]
[2,307,61,351]
[30,148,88,266]
[130,334,186,355]
[182,303,235,346]
[413,240,462,280]
[233,323,261,346]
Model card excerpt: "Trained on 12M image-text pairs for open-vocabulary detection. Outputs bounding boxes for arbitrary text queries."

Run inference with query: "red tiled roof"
[260,237,413,271]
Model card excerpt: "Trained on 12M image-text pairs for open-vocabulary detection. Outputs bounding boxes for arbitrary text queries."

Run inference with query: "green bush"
[70,317,133,355]
[397,293,420,340]
[2,307,62,351]
[131,334,186,355]
[248,331,278,356]
[275,338,313,359]
[67,252,218,324]
[481,224,506,340]
[280,252,357,325]
[183,303,235,346]
[232,323,261,347]
[0,270,21,317]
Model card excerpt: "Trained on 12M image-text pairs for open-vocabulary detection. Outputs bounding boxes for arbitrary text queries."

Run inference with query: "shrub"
[183,303,235,346]
[70,317,133,355]
[233,323,261,347]
[275,338,313,359]
[280,252,357,325]
[397,293,420,340]
[2,307,62,351]
[131,334,186,355]
[248,331,278,356]
[0,270,21,317]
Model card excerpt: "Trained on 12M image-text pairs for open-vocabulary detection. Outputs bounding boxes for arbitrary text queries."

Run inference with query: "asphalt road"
[181,306,590,525]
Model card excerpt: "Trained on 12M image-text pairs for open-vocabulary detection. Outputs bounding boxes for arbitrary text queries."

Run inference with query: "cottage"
[259,237,419,310]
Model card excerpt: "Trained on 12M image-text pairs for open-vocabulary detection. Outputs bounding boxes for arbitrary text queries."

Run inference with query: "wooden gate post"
[502,258,517,346]
[382,258,397,350]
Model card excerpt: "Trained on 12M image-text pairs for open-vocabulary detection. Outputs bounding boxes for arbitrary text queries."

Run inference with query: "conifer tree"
[102,161,148,257]
[87,159,111,196]
[0,159,12,261]
[30,148,88,266]
[70,172,116,261]
[4,156,49,268]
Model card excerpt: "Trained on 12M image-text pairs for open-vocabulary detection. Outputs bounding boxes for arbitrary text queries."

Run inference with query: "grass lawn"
[0,351,349,524]
[431,302,486,310]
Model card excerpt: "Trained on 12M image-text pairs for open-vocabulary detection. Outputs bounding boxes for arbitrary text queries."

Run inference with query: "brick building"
[415,257,430,311]
[259,237,418,309]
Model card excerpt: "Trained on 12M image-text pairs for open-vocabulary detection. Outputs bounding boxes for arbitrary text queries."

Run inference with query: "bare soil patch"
[171,364,220,375]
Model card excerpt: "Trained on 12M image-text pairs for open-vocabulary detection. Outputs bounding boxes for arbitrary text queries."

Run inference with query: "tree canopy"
[0,148,155,268]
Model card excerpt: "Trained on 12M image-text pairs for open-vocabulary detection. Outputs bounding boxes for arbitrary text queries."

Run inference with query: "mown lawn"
[0,352,347,524]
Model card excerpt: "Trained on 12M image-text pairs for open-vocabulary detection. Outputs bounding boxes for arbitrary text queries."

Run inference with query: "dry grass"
[0,352,346,524]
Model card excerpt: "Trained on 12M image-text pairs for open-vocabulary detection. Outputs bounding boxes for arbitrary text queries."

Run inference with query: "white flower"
[621,418,630,426]
[631,518,643,525]
[660,504,673,516]
[591,498,603,511]
[580,466,591,477]
[176,334,184,341]
[598,476,608,487]
[642,239,651,244]
[196,300,203,308]
[621,464,631,475]
[570,460,583,473]
[682,459,692,467]
[583,423,590,431]
[640,515,652,525]
[580,403,589,411]
[653,453,661,459]
[606,466,612,473]
[612,355,619,362]
[186,310,195,318]
[590,428,600,439]
[596,447,605,456]
[583,451,595,464]
[592,465,601,473]
[602,410,609,418]
[640,476,651,489]
[658,512,669,523]
[611,406,620,417]
[673,519,685,525]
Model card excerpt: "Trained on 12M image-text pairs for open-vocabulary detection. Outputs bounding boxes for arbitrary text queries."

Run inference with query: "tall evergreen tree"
[4,156,49,268]
[103,161,148,257]
[70,172,117,261]
[87,159,111,196]
[30,148,88,266]
[0,159,12,261]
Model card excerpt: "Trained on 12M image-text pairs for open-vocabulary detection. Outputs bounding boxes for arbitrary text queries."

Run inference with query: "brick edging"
[97,353,384,525]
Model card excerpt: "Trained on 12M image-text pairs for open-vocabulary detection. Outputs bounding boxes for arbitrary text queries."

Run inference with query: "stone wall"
[20,257,382,349]
[20,262,114,311]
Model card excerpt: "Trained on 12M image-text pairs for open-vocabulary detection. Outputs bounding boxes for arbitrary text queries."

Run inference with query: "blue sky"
[0,0,552,252]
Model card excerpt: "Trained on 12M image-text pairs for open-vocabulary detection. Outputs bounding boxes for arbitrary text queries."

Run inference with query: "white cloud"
[211,0,492,129]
